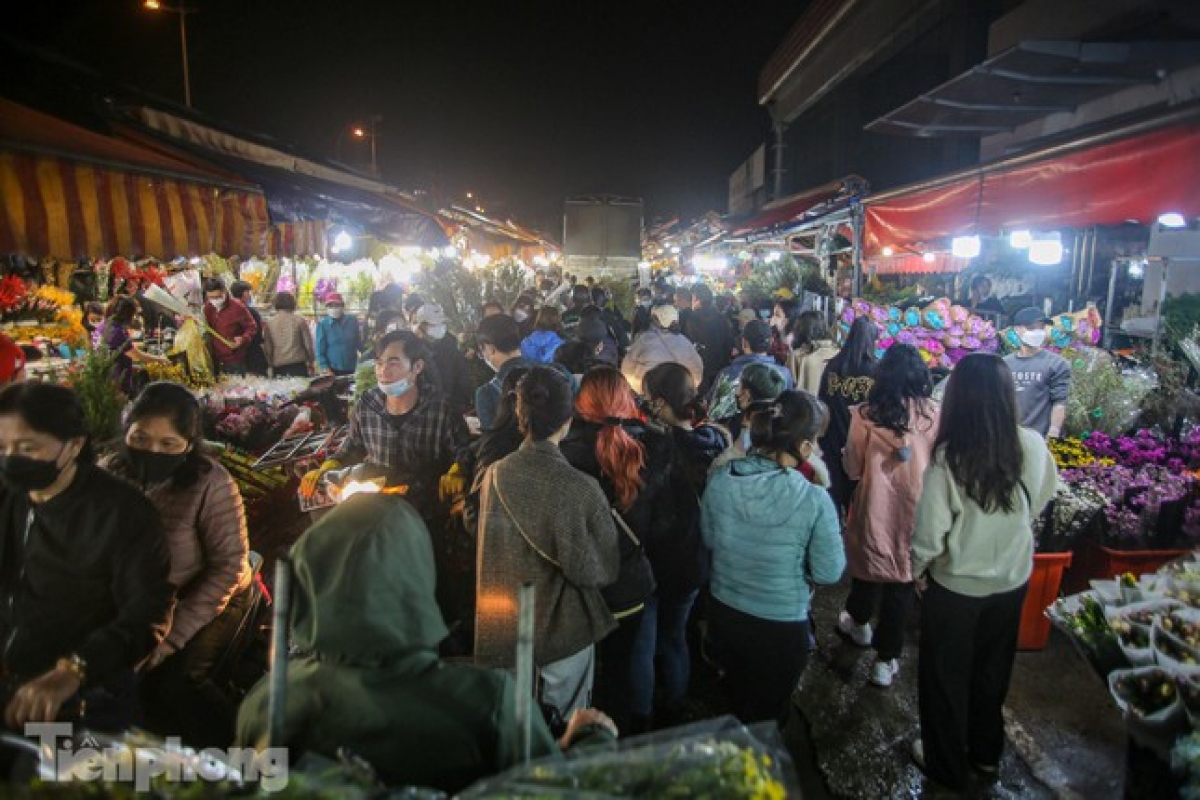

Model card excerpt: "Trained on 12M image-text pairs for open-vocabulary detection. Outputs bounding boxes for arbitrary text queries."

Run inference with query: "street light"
[144,0,196,108]
[335,117,382,178]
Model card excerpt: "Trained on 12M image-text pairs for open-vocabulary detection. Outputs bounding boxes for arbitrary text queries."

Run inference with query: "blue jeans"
[595,608,656,730]
[644,590,699,711]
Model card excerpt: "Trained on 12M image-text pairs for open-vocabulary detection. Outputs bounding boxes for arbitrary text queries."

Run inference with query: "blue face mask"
[378,378,412,397]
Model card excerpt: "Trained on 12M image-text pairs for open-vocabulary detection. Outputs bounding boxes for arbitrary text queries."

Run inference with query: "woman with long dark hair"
[560,366,667,734]
[104,381,251,748]
[701,390,845,725]
[910,353,1058,790]
[836,344,939,688]
[103,296,168,395]
[788,311,840,396]
[475,366,619,725]
[818,316,878,512]
[641,362,729,726]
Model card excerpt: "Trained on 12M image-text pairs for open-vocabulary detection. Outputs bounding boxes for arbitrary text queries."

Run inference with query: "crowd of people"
[0,269,1070,794]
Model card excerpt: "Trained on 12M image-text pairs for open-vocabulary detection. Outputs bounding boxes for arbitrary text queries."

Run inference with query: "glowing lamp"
[1028,232,1063,266]
[1158,212,1187,228]
[951,235,981,259]
[1009,230,1032,249]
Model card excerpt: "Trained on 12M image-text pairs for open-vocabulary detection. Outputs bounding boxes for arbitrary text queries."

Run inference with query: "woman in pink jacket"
[836,344,939,687]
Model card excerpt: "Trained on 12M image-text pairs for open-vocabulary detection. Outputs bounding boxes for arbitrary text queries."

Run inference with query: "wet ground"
[683,581,1129,799]
[251,507,1135,799]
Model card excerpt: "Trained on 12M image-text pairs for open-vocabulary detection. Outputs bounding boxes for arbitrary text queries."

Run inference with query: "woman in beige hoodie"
[909,353,1058,792]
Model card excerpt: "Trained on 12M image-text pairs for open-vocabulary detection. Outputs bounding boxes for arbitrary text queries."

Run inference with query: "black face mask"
[125,446,188,484]
[0,450,66,492]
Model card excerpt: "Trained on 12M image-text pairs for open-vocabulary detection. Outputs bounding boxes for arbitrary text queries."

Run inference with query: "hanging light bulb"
[1009,230,1032,249]
[882,246,894,257]
[922,252,936,263]
[1028,232,1063,266]
[1158,212,1187,228]
[951,235,981,259]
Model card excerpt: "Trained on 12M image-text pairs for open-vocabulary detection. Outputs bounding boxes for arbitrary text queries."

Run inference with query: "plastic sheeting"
[864,121,1200,254]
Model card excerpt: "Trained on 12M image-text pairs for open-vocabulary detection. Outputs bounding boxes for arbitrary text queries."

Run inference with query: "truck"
[562,195,644,283]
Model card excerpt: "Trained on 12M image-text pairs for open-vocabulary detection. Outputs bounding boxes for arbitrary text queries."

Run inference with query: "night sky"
[11,1,807,234]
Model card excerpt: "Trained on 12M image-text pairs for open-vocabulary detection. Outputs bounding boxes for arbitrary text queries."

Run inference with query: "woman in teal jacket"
[701,390,846,725]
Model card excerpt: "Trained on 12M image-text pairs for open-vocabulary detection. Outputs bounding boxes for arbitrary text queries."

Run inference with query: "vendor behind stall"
[300,331,472,642]
[1004,307,1071,439]
[202,278,258,377]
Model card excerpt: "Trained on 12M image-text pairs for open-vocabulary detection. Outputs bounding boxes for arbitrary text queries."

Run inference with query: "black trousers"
[845,577,915,661]
[918,579,1027,790]
[707,597,809,727]
[139,586,252,749]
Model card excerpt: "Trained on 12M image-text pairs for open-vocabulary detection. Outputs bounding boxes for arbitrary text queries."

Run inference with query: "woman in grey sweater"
[910,353,1058,791]
[475,366,620,726]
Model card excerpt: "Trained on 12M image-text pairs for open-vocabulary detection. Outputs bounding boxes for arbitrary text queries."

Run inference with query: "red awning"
[727,177,855,238]
[863,119,1200,255]
[0,99,269,259]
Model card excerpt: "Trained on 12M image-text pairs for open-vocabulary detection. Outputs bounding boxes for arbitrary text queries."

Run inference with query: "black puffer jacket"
[648,423,729,598]
[560,419,670,614]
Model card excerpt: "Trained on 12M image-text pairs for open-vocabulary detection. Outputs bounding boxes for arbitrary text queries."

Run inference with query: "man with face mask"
[414,303,473,415]
[202,278,258,377]
[1003,307,1071,438]
[473,314,536,430]
[315,293,362,375]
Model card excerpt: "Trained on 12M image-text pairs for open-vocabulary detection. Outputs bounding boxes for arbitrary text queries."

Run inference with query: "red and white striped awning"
[0,99,269,260]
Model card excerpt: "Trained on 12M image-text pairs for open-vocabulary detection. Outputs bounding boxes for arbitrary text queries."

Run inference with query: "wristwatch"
[56,653,87,686]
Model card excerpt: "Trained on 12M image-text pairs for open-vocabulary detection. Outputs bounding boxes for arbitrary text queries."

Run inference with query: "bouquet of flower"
[460,717,796,799]
[839,297,999,367]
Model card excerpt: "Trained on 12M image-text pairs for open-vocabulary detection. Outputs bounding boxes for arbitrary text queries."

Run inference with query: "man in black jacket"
[685,284,735,395]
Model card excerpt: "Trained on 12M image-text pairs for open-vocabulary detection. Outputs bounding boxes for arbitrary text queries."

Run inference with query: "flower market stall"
[1049,552,1200,796]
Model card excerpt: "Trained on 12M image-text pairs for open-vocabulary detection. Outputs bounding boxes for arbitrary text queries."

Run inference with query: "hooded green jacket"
[236,493,557,792]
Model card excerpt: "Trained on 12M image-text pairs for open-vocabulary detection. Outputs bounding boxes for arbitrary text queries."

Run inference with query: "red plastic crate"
[1018,552,1073,651]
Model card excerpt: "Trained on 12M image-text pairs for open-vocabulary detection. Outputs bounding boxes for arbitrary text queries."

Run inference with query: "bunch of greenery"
[64,346,126,449]
[416,257,484,335]
[1162,293,1200,349]
[740,253,825,301]
[478,259,530,312]
[1063,348,1155,437]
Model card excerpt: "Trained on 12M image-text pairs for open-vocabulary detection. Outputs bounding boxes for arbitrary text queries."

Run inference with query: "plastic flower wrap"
[904,308,921,328]
[923,309,946,330]
[949,305,969,324]
[888,306,902,321]
[896,329,916,346]
[460,716,797,799]
[1065,349,1157,437]
[963,335,982,351]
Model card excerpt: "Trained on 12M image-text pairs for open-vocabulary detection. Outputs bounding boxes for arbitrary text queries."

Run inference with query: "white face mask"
[1019,328,1047,348]
[328,308,344,319]
[378,378,412,397]
[209,297,226,310]
[513,309,529,323]
[425,324,447,341]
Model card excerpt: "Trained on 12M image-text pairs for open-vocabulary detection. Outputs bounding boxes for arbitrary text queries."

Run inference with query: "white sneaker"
[869,658,899,687]
[836,611,873,647]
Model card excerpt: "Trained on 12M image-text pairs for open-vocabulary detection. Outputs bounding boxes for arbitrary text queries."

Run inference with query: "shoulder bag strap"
[610,508,641,547]
[490,468,563,569]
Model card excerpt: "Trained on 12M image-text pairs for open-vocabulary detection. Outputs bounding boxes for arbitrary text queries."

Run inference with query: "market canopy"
[724,176,867,241]
[863,114,1200,255]
[866,40,1200,138]
[0,98,269,260]
[126,107,451,249]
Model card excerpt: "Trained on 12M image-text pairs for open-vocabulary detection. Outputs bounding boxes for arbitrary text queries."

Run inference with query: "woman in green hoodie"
[236,492,614,793]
